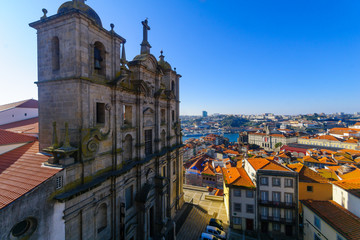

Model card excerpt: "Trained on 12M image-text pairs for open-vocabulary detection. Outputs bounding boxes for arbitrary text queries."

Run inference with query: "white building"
[0,99,38,125]
[302,200,360,240]
[332,179,360,218]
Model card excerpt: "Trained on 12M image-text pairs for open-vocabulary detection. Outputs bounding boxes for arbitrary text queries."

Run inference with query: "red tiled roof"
[0,117,39,136]
[333,178,360,198]
[0,141,61,209]
[341,168,360,180]
[302,200,360,240]
[222,167,255,188]
[0,99,38,112]
[247,158,290,172]
[313,135,341,142]
[0,129,37,145]
[288,163,328,183]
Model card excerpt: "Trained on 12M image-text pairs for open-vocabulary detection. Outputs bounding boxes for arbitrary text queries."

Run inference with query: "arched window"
[94,41,106,75]
[97,203,107,233]
[161,130,166,149]
[52,37,60,71]
[124,134,133,161]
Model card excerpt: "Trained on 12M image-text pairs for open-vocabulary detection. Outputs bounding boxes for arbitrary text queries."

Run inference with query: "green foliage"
[275,142,283,148]
[221,116,250,128]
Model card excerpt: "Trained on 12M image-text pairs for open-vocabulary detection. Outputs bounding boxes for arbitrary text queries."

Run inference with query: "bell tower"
[30,0,126,151]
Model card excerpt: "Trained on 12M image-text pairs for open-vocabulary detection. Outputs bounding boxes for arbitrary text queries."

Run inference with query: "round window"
[10,217,37,239]
[12,220,30,237]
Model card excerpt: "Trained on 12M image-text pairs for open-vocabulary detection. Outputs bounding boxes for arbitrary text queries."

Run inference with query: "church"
[0,0,184,239]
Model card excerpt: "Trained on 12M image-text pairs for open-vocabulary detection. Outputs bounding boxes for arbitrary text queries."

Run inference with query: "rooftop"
[0,129,37,146]
[247,158,291,172]
[222,167,255,188]
[0,141,61,209]
[302,200,360,240]
[287,163,329,183]
[0,99,38,112]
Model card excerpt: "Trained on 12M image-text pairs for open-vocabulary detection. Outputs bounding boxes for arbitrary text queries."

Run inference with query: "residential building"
[332,178,360,218]
[302,200,360,240]
[287,163,332,212]
[222,167,256,233]
[243,158,299,239]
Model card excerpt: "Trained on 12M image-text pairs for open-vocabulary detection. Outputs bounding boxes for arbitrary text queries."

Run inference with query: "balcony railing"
[259,200,296,208]
[260,215,295,224]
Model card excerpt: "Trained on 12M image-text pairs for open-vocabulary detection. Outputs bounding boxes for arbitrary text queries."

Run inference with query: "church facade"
[1,1,183,239]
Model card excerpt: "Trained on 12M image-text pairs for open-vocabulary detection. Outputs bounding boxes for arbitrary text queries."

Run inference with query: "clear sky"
[1,0,360,115]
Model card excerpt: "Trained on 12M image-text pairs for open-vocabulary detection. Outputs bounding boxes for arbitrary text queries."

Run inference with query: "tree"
[275,142,283,149]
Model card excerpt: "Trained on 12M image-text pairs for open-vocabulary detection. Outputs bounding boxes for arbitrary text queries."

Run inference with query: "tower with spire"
[24,1,184,239]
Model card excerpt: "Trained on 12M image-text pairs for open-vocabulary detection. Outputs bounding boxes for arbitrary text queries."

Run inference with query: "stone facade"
[13,1,186,239]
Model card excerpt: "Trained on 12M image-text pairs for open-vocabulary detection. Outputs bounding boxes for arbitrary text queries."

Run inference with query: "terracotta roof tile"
[247,158,290,171]
[302,200,360,240]
[0,129,37,145]
[222,167,255,188]
[288,163,328,183]
[0,117,39,135]
[0,141,61,210]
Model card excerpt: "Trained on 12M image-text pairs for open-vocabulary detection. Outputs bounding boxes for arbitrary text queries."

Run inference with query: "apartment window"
[273,223,280,232]
[314,215,321,230]
[233,217,242,225]
[272,208,280,219]
[234,203,241,212]
[56,176,63,189]
[246,190,254,198]
[285,193,293,205]
[24,113,27,117]
[286,209,293,221]
[260,191,269,202]
[285,178,293,188]
[125,185,133,210]
[96,102,105,124]
[272,192,281,203]
[307,186,313,192]
[246,204,254,213]
[234,189,241,197]
[260,207,269,217]
[260,177,268,185]
[145,129,152,156]
[272,177,281,187]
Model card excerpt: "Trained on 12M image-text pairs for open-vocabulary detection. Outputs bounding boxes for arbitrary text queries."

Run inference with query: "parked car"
[209,218,224,230]
[199,232,220,240]
[205,225,226,240]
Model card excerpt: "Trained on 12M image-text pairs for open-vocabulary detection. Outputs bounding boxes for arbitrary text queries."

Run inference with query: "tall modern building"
[0,1,184,239]
[202,111,208,118]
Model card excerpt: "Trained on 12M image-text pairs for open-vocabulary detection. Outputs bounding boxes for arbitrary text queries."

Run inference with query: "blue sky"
[1,0,360,115]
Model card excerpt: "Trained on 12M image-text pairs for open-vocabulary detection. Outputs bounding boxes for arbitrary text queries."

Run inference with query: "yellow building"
[288,163,332,212]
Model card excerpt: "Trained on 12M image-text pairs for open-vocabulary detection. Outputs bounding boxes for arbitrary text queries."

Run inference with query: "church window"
[162,166,166,177]
[97,203,107,233]
[125,185,133,210]
[145,129,152,156]
[171,81,175,92]
[161,130,166,149]
[96,102,105,124]
[52,37,60,71]
[123,105,132,126]
[161,109,166,124]
[124,134,133,161]
[173,160,176,175]
[94,41,106,75]
[172,110,175,122]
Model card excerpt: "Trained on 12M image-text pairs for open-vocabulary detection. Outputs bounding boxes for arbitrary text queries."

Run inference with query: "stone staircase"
[176,203,213,240]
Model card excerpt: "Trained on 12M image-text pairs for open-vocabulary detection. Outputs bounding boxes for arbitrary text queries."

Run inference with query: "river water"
[182,133,239,143]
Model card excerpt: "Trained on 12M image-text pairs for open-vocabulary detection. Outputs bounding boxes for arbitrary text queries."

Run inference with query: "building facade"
[1,1,184,239]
